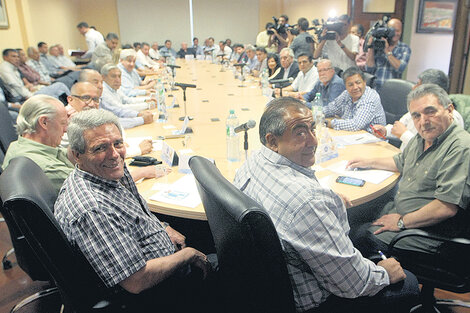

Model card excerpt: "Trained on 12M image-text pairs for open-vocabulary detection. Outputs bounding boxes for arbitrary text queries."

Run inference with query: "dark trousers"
[350,222,391,258]
[306,269,419,313]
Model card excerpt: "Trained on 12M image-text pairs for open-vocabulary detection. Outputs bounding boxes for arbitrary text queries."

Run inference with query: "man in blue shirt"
[303,59,345,108]
[365,18,411,90]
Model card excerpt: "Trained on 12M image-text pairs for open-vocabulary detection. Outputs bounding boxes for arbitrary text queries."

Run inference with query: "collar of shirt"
[103,81,117,93]
[260,145,317,179]
[74,166,122,189]
[416,121,458,152]
[18,136,63,156]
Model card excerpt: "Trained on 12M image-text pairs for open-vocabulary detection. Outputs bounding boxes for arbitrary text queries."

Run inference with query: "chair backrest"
[449,94,470,132]
[379,79,414,124]
[0,99,18,154]
[0,156,120,312]
[363,72,376,89]
[189,156,296,313]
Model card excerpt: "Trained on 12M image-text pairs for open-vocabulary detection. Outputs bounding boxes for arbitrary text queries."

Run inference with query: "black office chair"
[389,229,470,312]
[0,157,58,312]
[379,79,414,125]
[363,72,376,89]
[0,157,132,312]
[189,156,296,313]
[0,99,18,154]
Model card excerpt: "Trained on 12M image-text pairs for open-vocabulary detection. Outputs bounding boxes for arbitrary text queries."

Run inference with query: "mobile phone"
[336,176,365,187]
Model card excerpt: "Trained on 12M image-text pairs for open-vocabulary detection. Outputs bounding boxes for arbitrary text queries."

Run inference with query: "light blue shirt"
[117,63,147,97]
[100,82,144,129]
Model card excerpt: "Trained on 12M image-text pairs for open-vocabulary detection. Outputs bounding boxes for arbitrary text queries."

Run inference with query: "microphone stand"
[234,63,247,88]
[177,85,194,122]
[243,130,249,160]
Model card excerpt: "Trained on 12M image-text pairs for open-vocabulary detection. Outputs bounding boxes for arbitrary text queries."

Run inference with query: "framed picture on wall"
[416,0,458,33]
[0,0,9,29]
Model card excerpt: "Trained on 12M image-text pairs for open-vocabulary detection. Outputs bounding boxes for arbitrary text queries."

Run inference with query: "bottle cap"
[229,109,235,114]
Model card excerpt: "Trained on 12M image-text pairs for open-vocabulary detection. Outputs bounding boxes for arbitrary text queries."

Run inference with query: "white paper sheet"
[149,174,201,208]
[325,160,395,184]
[333,133,382,146]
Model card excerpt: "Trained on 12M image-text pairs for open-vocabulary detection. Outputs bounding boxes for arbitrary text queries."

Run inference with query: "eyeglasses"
[71,95,100,104]
[317,67,333,73]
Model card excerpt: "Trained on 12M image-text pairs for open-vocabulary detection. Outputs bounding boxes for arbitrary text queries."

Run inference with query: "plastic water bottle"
[156,79,167,122]
[312,93,324,129]
[226,110,240,162]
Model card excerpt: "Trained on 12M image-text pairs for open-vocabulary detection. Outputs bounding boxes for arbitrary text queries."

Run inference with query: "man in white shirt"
[149,42,162,60]
[245,45,259,73]
[101,63,155,112]
[313,14,359,71]
[76,22,104,59]
[136,42,160,71]
[276,53,318,98]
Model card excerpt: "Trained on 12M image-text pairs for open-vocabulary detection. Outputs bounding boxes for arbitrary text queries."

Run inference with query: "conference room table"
[126,59,401,221]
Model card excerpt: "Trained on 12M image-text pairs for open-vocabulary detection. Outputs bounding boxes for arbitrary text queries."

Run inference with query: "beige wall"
[0,0,119,54]
[280,0,348,26]
[0,0,25,52]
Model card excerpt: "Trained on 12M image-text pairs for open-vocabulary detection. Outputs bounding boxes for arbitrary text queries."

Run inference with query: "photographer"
[365,18,411,90]
[313,14,359,71]
[256,23,277,53]
[289,18,315,59]
[267,15,290,53]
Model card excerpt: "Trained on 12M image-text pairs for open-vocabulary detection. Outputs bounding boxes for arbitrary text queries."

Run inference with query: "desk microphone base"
[179,116,194,121]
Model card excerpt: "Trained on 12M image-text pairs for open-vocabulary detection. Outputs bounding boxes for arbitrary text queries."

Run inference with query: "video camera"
[364,16,395,54]
[311,17,345,40]
[267,16,300,36]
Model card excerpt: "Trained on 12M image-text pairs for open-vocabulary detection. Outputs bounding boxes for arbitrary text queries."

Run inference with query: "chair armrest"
[389,229,470,250]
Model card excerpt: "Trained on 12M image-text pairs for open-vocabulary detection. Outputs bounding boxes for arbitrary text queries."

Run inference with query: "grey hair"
[78,69,100,82]
[245,44,256,52]
[26,46,36,57]
[317,58,333,68]
[280,47,294,58]
[101,63,120,76]
[259,97,308,145]
[342,66,365,82]
[407,83,451,110]
[105,32,119,41]
[16,95,61,135]
[68,109,122,154]
[418,69,449,92]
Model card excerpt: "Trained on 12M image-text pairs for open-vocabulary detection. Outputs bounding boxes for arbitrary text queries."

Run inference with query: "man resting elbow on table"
[347,84,470,257]
[323,67,386,132]
[55,109,215,312]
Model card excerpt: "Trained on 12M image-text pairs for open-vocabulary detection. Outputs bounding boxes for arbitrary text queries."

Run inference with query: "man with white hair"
[101,63,155,112]
[136,42,160,71]
[2,95,73,194]
[244,45,259,73]
[272,47,299,82]
[117,49,156,97]
[149,42,162,60]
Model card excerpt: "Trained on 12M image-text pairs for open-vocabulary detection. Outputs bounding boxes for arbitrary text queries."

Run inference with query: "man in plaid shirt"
[324,67,386,132]
[54,109,214,312]
[365,18,411,91]
[234,97,418,312]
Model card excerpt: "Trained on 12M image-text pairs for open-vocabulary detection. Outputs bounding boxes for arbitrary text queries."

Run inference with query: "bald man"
[365,18,411,90]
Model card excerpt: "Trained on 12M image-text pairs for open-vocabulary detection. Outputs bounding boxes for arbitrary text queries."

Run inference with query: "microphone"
[268,77,294,85]
[234,63,247,67]
[234,120,256,133]
[175,82,196,89]
[165,64,181,69]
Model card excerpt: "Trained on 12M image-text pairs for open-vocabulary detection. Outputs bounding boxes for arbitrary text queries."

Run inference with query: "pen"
[370,124,387,140]
[378,250,387,260]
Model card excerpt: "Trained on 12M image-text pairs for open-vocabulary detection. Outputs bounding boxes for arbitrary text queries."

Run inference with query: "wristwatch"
[340,44,345,49]
[397,216,406,230]
[386,51,393,57]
